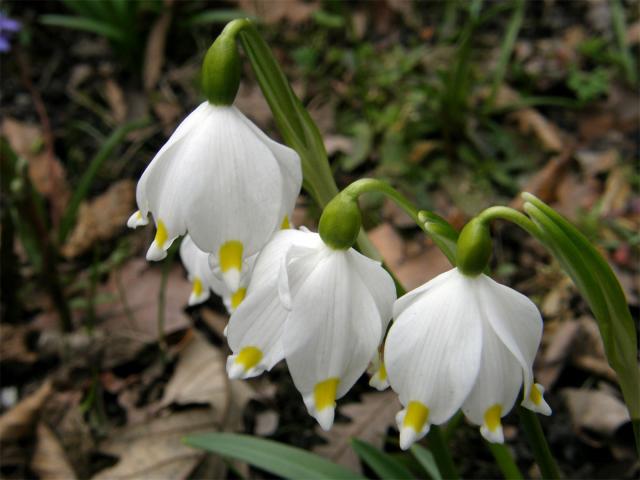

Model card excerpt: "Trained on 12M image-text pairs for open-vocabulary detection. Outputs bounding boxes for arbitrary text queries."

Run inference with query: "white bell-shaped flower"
[385,268,550,450]
[178,235,252,312]
[225,228,396,431]
[127,102,302,292]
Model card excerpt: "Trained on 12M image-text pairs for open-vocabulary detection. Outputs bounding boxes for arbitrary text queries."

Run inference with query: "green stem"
[427,426,459,479]
[518,407,562,479]
[475,205,540,237]
[487,442,523,480]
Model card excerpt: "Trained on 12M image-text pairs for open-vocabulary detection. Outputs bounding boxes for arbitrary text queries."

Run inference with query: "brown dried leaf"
[143,3,173,91]
[368,223,404,272]
[395,246,452,291]
[1,118,70,221]
[236,0,319,24]
[161,334,254,428]
[234,83,274,129]
[0,381,52,441]
[0,324,38,365]
[511,108,564,152]
[61,179,136,258]
[97,259,191,356]
[536,319,580,389]
[104,78,127,124]
[31,422,77,480]
[92,409,216,480]
[562,388,630,447]
[314,391,401,472]
[511,149,572,209]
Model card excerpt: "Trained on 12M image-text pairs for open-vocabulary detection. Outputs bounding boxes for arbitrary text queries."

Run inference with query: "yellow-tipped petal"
[280,216,290,230]
[235,346,263,371]
[483,404,502,432]
[219,241,243,272]
[136,211,143,220]
[192,277,203,298]
[230,287,246,310]
[154,219,168,247]
[403,401,430,432]
[529,383,542,405]
[378,361,387,381]
[314,378,339,411]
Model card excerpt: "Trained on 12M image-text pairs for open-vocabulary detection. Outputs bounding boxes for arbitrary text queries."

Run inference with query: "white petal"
[236,108,302,224]
[392,268,458,318]
[476,274,543,399]
[385,270,483,424]
[127,210,149,229]
[283,248,382,400]
[347,248,397,331]
[521,383,552,416]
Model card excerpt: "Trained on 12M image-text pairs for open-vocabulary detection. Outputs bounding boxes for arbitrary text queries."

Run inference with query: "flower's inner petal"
[146,219,176,261]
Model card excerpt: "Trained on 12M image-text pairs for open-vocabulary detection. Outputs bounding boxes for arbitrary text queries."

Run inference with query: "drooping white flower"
[178,235,252,312]
[127,102,302,292]
[384,268,550,450]
[225,228,396,431]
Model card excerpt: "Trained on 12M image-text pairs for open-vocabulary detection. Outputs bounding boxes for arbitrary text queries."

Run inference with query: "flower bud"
[201,23,242,106]
[456,218,492,276]
[318,194,362,250]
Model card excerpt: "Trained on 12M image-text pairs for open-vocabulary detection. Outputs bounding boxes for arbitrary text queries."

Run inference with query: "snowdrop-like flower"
[127,102,302,292]
[179,235,252,312]
[226,228,396,430]
[385,268,551,450]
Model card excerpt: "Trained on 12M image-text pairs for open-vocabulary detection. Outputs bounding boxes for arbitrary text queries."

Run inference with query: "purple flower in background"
[0,13,21,53]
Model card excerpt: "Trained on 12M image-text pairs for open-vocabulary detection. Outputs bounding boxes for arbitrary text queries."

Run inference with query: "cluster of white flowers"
[129,101,550,449]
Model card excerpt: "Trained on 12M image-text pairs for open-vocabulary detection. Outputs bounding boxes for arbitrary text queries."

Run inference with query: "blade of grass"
[351,438,414,479]
[184,433,361,480]
[410,444,443,480]
[39,14,128,43]
[486,442,523,480]
[611,0,637,85]
[485,0,524,109]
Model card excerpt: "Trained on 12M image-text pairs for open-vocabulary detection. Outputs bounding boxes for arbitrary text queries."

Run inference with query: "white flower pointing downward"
[385,268,551,450]
[127,102,301,292]
[225,229,396,431]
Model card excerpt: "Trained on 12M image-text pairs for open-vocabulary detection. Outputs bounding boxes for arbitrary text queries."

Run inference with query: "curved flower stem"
[487,442,524,480]
[518,407,562,479]
[427,426,459,480]
[475,205,541,237]
[343,179,459,265]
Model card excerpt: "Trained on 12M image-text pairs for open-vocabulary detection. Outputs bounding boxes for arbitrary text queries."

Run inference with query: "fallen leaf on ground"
[368,223,405,272]
[1,118,70,222]
[234,83,273,128]
[395,246,452,291]
[97,259,191,344]
[536,319,580,389]
[31,422,77,480]
[510,108,565,152]
[92,409,217,479]
[104,78,127,124]
[236,0,319,24]
[571,316,617,383]
[61,179,136,258]
[143,1,173,91]
[0,381,52,441]
[511,149,573,209]
[254,411,279,436]
[161,333,254,428]
[575,149,618,177]
[0,324,38,366]
[562,388,630,447]
[314,390,401,472]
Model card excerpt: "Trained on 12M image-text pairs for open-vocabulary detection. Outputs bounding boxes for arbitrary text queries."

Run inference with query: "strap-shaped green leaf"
[522,193,639,447]
[184,433,361,479]
[410,444,443,480]
[351,438,414,479]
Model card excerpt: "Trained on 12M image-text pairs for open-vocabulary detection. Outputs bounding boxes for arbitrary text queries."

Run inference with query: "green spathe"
[456,218,492,276]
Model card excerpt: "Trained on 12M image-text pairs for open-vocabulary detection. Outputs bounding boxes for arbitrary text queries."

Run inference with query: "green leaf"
[39,14,127,43]
[184,433,361,480]
[181,10,255,27]
[351,438,414,479]
[58,119,149,244]
[522,194,640,431]
[410,444,443,480]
